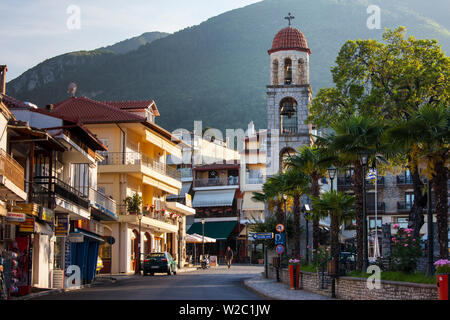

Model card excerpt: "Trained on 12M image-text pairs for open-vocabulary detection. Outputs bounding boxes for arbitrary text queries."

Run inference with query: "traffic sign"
[275,224,285,233]
[274,232,285,245]
[251,232,274,240]
[275,244,285,254]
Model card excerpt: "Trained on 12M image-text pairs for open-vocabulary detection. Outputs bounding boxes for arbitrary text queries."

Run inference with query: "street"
[32,265,265,300]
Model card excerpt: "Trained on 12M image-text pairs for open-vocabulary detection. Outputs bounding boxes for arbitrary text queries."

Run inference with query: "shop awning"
[72,229,105,242]
[242,192,265,211]
[192,189,235,207]
[187,221,237,240]
[185,233,216,243]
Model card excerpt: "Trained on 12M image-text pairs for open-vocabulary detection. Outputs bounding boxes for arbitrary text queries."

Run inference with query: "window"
[72,163,90,196]
[208,170,218,180]
[369,218,382,230]
[394,217,408,229]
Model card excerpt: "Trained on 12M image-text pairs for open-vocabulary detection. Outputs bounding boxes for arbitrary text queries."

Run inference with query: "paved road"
[32,265,265,300]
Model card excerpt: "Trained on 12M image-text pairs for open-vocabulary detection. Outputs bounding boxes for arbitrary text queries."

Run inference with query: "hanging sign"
[55,215,69,237]
[40,207,55,223]
[19,217,35,233]
[7,212,26,223]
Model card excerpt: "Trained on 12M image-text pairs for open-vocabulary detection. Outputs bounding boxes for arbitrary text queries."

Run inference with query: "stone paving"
[243,275,333,300]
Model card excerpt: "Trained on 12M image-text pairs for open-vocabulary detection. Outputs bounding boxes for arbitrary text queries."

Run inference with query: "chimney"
[46,104,54,111]
[0,65,7,94]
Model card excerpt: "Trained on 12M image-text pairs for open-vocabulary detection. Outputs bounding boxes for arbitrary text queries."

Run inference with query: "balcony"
[99,152,181,180]
[0,148,26,200]
[194,176,239,188]
[366,202,385,214]
[281,126,298,135]
[246,176,264,185]
[397,175,413,185]
[34,176,90,210]
[89,187,118,220]
[178,168,193,179]
[397,201,413,213]
[118,204,178,227]
[337,176,384,189]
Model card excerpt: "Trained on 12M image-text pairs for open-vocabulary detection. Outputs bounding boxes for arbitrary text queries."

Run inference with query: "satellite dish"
[67,82,77,96]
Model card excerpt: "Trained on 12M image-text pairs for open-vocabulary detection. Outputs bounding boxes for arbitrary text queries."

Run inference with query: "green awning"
[187,221,237,240]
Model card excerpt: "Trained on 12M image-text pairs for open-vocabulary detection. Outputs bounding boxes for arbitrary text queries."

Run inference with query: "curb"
[241,277,278,300]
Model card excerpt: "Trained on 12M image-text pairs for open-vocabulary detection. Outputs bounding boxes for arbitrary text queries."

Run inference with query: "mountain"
[7,0,450,133]
[98,31,170,55]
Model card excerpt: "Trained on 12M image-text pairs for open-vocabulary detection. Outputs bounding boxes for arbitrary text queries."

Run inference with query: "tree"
[280,168,310,257]
[285,145,329,251]
[315,115,387,271]
[387,103,450,258]
[310,190,355,270]
[252,174,286,225]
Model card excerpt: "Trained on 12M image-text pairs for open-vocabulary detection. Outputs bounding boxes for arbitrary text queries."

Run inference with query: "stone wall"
[267,267,438,300]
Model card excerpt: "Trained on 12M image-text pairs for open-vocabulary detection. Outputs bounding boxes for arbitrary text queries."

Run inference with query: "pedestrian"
[225,246,233,269]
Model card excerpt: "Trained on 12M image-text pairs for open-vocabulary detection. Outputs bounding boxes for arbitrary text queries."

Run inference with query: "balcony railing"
[397,201,413,212]
[194,176,239,188]
[281,126,298,135]
[89,187,117,217]
[178,168,193,179]
[366,202,385,214]
[396,175,413,185]
[337,176,384,188]
[119,203,177,226]
[246,176,264,184]
[0,148,25,191]
[34,176,90,210]
[99,152,180,180]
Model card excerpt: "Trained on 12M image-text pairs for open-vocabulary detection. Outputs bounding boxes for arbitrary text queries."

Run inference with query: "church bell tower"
[266,13,312,175]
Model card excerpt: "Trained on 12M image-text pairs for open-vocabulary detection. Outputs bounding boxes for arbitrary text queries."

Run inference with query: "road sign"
[274,232,285,245]
[275,224,285,233]
[251,232,274,240]
[275,244,285,254]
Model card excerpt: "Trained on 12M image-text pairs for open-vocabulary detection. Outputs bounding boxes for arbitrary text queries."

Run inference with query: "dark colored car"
[143,252,177,276]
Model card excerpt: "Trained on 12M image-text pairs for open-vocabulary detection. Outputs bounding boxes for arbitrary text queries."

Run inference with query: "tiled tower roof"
[268,27,310,55]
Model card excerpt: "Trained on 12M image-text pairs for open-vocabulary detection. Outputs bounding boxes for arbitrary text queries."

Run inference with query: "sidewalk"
[243,275,333,300]
[12,267,199,300]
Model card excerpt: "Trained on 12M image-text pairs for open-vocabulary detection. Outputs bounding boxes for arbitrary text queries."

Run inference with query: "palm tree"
[387,103,449,258]
[310,190,355,272]
[280,168,310,257]
[315,115,387,271]
[285,145,330,251]
[252,174,286,225]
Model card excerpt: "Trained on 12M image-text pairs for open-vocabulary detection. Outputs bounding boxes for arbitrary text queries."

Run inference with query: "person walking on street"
[225,246,233,269]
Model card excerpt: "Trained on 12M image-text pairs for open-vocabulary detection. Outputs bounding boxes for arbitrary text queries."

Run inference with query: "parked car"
[143,252,177,276]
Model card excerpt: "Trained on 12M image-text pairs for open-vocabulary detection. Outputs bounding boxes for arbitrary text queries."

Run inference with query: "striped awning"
[192,189,235,207]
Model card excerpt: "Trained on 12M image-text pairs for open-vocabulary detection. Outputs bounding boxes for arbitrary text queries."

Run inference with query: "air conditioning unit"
[1,224,15,241]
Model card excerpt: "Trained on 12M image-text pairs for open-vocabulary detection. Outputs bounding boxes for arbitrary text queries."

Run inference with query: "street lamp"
[359,151,369,272]
[201,219,205,260]
[328,165,337,192]
[302,204,311,263]
[137,211,143,275]
[283,194,288,256]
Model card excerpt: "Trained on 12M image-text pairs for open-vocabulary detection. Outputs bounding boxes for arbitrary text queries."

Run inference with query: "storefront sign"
[40,207,55,223]
[69,233,84,243]
[55,215,69,237]
[14,203,39,217]
[185,193,192,207]
[19,217,35,233]
[7,212,26,223]
[75,219,104,236]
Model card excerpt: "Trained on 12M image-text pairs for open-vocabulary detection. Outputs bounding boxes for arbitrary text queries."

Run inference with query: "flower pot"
[289,264,300,290]
[436,273,449,300]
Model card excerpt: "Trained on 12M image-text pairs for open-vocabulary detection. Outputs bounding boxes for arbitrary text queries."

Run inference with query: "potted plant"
[288,256,301,290]
[434,259,450,300]
[123,193,142,215]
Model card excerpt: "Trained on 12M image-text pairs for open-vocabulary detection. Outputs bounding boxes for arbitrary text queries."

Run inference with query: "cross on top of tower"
[285,12,295,26]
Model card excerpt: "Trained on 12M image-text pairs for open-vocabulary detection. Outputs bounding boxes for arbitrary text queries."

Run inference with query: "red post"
[436,274,449,300]
[289,264,300,290]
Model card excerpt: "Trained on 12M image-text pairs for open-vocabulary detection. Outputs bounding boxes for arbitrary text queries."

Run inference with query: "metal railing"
[178,168,193,179]
[396,175,413,185]
[366,202,385,213]
[281,126,298,134]
[119,203,177,226]
[89,187,117,217]
[0,149,25,191]
[33,176,90,209]
[99,152,181,180]
[246,176,264,184]
[194,176,239,188]
[337,176,384,188]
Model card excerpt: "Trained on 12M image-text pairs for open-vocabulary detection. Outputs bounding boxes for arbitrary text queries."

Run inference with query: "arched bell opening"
[279,147,296,172]
[279,97,298,134]
[284,58,292,85]
[272,59,279,85]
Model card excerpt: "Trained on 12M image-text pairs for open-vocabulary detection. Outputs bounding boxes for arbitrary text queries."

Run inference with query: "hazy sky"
[0,0,261,81]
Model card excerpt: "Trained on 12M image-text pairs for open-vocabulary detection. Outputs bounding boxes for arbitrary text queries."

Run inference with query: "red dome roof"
[268,27,310,55]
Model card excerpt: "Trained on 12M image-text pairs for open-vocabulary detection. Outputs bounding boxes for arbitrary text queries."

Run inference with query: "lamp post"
[283,194,288,256]
[302,204,311,263]
[137,211,143,275]
[359,151,369,272]
[201,219,205,260]
[425,177,435,277]
[327,165,338,298]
